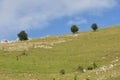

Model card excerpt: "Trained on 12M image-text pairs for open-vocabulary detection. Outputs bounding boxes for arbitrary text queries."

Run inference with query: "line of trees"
[70,23,98,34]
[17,23,98,41]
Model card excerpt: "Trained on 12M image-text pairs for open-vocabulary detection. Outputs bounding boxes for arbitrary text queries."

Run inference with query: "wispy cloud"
[0,0,118,39]
[67,18,87,26]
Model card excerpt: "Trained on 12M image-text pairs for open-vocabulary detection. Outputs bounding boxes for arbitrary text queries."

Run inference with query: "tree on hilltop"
[91,23,98,31]
[71,25,79,34]
[17,30,28,41]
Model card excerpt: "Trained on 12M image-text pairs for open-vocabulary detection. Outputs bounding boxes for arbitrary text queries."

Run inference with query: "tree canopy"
[71,25,79,33]
[91,23,98,31]
[17,30,28,41]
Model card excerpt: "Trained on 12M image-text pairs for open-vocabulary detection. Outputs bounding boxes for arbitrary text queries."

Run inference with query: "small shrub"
[77,66,84,73]
[22,51,28,56]
[93,62,97,69]
[59,69,65,75]
[87,66,93,70]
[22,52,26,55]
[53,78,55,80]
[16,56,19,61]
[86,78,90,80]
[3,39,8,42]
[74,75,77,80]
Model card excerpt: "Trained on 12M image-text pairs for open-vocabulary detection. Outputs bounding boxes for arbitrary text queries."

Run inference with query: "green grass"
[108,76,120,80]
[0,26,120,80]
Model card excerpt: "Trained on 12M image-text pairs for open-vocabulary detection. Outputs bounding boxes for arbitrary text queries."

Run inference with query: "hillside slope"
[0,26,120,80]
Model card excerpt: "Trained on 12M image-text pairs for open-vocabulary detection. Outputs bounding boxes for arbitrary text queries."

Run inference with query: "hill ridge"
[0,26,120,80]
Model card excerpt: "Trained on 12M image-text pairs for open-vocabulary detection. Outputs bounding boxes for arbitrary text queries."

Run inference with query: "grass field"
[0,26,120,80]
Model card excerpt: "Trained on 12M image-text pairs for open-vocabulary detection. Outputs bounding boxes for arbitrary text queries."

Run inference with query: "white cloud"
[67,18,87,26]
[0,0,118,39]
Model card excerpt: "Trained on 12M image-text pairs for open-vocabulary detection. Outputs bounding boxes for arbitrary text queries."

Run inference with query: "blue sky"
[0,0,120,40]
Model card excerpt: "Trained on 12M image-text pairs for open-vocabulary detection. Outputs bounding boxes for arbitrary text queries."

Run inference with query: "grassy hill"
[0,26,120,80]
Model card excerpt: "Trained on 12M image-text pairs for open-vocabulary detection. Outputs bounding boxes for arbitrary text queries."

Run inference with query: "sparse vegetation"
[74,75,77,80]
[93,62,97,69]
[76,66,84,73]
[53,78,55,80]
[87,66,93,70]
[86,78,90,80]
[0,26,120,80]
[59,69,65,75]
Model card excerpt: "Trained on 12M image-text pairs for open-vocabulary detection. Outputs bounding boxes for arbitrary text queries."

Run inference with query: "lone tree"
[71,25,79,34]
[17,30,28,41]
[91,23,98,31]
